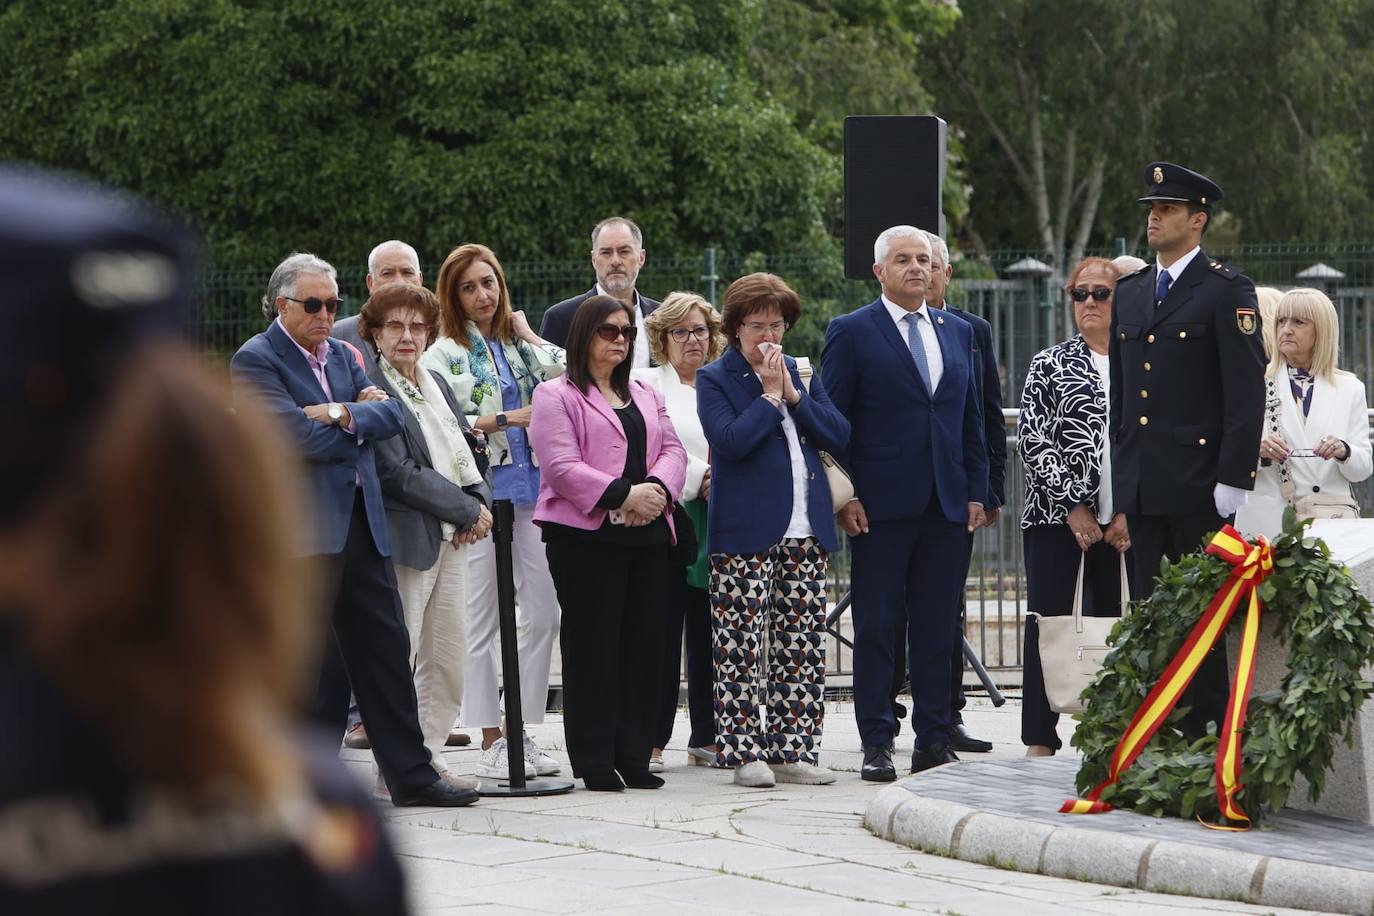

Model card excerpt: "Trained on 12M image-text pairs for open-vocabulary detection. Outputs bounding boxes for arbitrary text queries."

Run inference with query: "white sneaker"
[439,770,480,791]
[734,760,776,788]
[522,734,562,776]
[769,761,836,785]
[475,738,536,779]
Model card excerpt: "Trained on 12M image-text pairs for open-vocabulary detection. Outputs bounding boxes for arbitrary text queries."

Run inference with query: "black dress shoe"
[617,768,665,789]
[393,778,480,807]
[949,723,993,753]
[910,743,959,774]
[861,745,897,782]
[582,771,626,792]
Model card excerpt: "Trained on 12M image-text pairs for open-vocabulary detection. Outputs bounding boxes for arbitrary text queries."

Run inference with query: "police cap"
[1137,162,1224,209]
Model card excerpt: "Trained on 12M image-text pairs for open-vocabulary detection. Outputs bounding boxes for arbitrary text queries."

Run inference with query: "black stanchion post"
[478,499,574,797]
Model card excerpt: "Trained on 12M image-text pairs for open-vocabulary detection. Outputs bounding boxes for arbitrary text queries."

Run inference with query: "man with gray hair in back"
[538,216,661,365]
[231,252,477,807]
[334,239,424,377]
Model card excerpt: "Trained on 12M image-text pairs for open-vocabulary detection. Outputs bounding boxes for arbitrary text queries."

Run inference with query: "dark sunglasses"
[1070,287,1112,302]
[595,323,637,343]
[284,295,345,314]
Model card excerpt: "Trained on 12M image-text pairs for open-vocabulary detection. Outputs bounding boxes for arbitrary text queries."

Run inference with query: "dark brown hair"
[358,282,441,350]
[565,295,635,401]
[436,243,512,348]
[720,272,802,342]
[0,345,315,804]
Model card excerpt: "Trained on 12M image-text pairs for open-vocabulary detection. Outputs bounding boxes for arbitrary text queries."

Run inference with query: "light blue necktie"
[903,312,932,394]
[1155,269,1172,305]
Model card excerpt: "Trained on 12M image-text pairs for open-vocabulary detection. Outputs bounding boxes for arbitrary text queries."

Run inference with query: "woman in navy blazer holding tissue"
[695,273,850,789]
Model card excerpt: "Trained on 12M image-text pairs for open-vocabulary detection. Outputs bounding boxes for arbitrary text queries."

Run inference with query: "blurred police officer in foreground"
[1109,162,1266,736]
[0,167,409,914]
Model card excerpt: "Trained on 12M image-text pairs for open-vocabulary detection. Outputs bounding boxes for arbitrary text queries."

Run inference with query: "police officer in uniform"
[1109,162,1266,737]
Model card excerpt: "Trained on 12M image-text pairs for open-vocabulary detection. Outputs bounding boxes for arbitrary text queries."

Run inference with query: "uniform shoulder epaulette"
[1207,259,1238,279]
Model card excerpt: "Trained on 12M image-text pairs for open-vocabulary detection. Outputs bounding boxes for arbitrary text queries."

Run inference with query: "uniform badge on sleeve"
[1236,307,1257,335]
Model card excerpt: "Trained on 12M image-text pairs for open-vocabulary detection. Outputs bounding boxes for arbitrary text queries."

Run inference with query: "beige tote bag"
[1030,552,1129,714]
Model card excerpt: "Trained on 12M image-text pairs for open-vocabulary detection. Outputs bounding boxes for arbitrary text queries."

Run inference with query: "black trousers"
[1021,523,1130,748]
[546,537,668,778]
[1127,511,1231,738]
[653,572,716,750]
[314,492,436,798]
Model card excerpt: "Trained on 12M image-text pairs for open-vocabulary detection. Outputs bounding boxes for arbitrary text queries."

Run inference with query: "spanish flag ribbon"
[1060,526,1273,828]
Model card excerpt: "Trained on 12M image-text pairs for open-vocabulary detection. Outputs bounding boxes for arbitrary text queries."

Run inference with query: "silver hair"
[922,230,951,269]
[260,252,337,320]
[873,225,929,265]
[590,216,643,250]
[367,240,420,278]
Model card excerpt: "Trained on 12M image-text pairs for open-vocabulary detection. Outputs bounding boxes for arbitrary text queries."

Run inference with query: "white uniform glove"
[1214,482,1250,518]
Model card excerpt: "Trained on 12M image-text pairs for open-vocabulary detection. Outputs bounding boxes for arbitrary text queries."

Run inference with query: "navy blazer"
[820,298,988,524]
[231,320,405,557]
[696,347,850,554]
[538,287,661,350]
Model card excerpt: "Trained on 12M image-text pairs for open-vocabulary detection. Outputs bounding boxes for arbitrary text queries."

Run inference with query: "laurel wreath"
[1072,510,1374,824]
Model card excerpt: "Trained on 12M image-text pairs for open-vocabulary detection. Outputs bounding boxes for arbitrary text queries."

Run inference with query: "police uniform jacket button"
[1179,331,1187,339]
[1147,334,1155,343]
[1144,362,1152,371]
[1199,438,1207,445]
[1140,389,1148,398]
[1139,416,1149,426]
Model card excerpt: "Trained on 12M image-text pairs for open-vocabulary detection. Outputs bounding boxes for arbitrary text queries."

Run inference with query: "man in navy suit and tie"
[821,226,988,780]
[232,252,477,807]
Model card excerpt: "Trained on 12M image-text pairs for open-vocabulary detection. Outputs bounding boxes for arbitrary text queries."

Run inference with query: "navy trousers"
[851,504,969,750]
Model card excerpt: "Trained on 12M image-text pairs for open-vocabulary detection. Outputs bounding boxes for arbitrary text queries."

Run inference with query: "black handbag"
[669,503,699,567]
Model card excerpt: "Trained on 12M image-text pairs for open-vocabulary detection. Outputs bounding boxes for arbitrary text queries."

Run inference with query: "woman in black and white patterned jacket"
[1018,257,1133,756]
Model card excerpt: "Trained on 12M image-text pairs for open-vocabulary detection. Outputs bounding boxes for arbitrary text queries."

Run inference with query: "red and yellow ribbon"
[1061,525,1273,828]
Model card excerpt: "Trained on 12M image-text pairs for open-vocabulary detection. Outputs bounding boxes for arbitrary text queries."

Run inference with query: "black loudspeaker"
[843,116,947,280]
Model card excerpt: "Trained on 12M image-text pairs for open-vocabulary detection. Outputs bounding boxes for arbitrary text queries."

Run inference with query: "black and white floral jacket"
[1018,334,1108,528]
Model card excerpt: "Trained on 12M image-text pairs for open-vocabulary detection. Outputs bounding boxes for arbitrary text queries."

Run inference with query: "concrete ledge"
[866,770,1374,915]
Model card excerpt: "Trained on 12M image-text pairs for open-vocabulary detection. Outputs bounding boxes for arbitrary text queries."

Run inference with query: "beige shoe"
[769,762,836,785]
[439,770,480,791]
[734,760,775,788]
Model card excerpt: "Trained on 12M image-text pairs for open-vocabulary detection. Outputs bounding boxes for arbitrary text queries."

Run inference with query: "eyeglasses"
[1070,287,1113,302]
[742,320,789,335]
[668,325,710,342]
[595,323,637,343]
[284,295,345,314]
[383,320,430,338]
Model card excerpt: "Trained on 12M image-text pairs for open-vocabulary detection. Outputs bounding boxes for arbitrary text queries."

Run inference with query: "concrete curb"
[865,781,1374,915]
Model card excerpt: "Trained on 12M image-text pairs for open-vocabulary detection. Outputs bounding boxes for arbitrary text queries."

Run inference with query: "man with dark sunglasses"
[232,252,478,808]
[1109,162,1265,738]
[539,216,661,365]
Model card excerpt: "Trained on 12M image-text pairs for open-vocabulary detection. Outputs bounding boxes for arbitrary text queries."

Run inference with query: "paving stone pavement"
[342,696,1334,915]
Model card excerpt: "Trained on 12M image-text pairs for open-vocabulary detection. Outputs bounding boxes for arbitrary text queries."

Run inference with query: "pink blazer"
[530,375,688,539]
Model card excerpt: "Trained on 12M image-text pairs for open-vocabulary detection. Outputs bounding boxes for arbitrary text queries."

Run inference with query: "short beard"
[600,272,636,296]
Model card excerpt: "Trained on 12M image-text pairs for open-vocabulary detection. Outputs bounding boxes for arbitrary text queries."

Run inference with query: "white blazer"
[1235,363,1372,538]
[632,364,710,501]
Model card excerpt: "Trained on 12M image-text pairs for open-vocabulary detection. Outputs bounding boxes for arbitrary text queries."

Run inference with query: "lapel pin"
[936,315,945,325]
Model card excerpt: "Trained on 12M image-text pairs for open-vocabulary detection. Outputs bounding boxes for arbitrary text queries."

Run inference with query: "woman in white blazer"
[1236,288,1372,538]
[632,291,725,772]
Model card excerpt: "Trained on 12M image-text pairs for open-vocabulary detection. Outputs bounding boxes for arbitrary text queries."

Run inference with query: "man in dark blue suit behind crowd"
[821,226,989,781]
[231,252,476,807]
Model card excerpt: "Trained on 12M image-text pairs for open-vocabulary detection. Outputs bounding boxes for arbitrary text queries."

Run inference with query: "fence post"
[702,247,718,305]
[1114,237,1126,257]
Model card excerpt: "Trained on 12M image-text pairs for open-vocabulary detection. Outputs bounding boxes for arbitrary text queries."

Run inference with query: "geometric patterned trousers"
[709,537,827,767]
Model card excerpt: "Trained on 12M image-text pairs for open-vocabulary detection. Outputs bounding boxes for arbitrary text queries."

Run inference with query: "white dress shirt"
[597,283,650,368]
[1154,245,1201,294]
[631,364,710,500]
[1090,350,1113,523]
[881,294,944,391]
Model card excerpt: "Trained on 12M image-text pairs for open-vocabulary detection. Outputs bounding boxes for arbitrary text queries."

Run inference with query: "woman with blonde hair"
[422,243,566,780]
[1255,286,1283,361]
[1236,288,1372,537]
[633,291,727,770]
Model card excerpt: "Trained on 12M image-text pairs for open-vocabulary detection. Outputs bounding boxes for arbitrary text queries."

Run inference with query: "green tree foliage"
[0,0,840,269]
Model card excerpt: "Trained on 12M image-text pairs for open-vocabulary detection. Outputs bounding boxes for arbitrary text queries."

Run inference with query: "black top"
[543,398,669,545]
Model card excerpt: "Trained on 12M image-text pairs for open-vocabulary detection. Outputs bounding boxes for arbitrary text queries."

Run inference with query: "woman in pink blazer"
[530,296,687,792]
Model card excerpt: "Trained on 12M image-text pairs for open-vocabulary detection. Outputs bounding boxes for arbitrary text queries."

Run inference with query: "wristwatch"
[327,403,344,425]
[495,413,509,430]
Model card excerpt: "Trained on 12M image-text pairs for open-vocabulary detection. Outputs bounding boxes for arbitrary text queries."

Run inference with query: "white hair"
[922,230,951,269]
[367,240,420,278]
[873,225,929,265]
[260,252,336,320]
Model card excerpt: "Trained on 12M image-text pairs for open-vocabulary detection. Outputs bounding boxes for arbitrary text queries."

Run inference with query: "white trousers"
[461,502,561,727]
[394,542,468,769]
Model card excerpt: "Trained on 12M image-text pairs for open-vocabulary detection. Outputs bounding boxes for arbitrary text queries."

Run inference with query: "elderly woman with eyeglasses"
[695,273,850,788]
[358,283,493,791]
[632,291,727,772]
[1018,257,1133,756]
